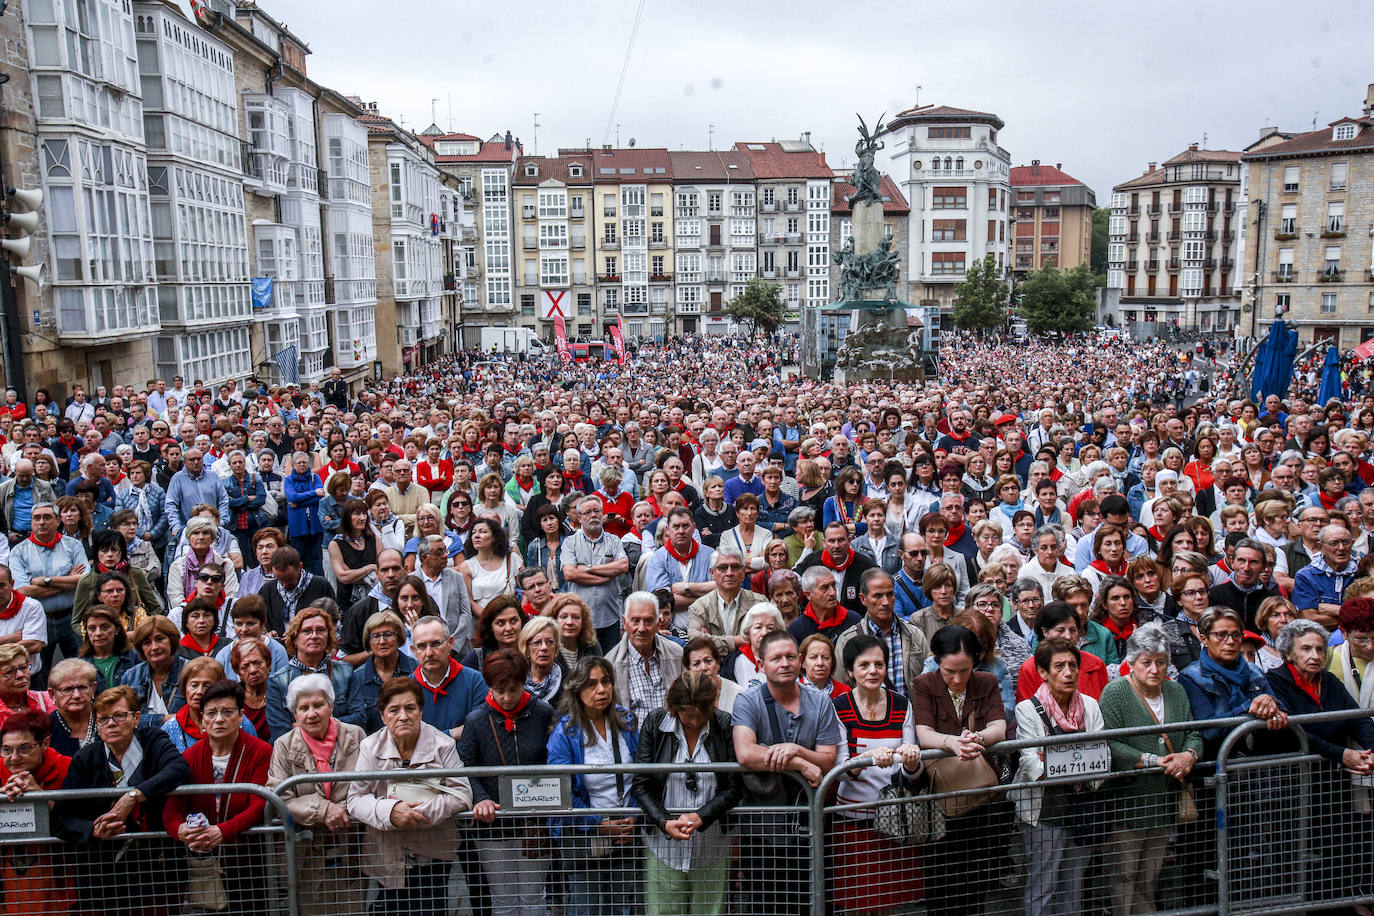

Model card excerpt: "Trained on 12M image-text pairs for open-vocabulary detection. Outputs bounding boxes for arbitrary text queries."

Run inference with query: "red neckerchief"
[179,632,219,656]
[28,532,62,550]
[96,560,128,575]
[1287,662,1322,705]
[521,600,539,618]
[739,641,759,667]
[665,538,700,564]
[1319,491,1339,510]
[821,548,855,572]
[1050,467,1063,482]
[486,690,531,732]
[0,591,25,621]
[415,657,463,700]
[515,476,533,492]
[671,480,688,493]
[1216,557,1231,575]
[564,469,583,484]
[174,705,206,742]
[503,443,522,455]
[1147,526,1165,541]
[945,522,966,546]
[1089,558,1126,576]
[1102,617,1136,641]
[803,601,845,630]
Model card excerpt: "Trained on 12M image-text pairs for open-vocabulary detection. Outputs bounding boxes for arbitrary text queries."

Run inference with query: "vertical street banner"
[552,312,572,363]
[609,314,627,365]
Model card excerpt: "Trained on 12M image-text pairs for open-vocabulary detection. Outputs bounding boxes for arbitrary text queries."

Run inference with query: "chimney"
[1031,158,1040,177]
[1055,162,1062,170]
[1189,143,1199,151]
[1147,162,1156,172]
[1260,125,1279,140]
[1365,83,1374,117]
[504,130,513,151]
[801,130,812,148]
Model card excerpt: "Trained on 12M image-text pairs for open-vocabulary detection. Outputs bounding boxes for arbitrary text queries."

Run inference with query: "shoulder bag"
[925,708,999,818]
[873,769,946,845]
[1030,696,1108,842]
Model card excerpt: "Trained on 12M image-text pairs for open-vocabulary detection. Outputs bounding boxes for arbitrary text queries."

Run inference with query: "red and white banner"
[542,289,568,320]
[552,312,572,364]
[609,315,627,365]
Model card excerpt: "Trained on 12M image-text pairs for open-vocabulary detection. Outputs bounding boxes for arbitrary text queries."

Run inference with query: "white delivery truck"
[479,326,547,354]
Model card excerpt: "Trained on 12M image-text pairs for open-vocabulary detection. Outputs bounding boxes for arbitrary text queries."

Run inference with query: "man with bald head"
[0,459,55,545]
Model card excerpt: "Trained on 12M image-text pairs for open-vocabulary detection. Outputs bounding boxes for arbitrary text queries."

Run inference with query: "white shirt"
[584,726,632,809]
[0,594,46,672]
[420,569,445,610]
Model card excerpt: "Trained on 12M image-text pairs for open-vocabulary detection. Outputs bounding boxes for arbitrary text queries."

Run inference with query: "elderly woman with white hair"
[166,515,241,618]
[267,672,367,915]
[723,602,785,691]
[1098,622,1203,916]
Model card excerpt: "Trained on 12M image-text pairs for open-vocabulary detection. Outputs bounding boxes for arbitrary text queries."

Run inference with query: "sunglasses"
[196,574,225,583]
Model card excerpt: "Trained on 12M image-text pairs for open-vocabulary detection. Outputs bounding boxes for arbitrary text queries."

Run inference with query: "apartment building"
[581,148,674,339]
[512,155,596,336]
[423,131,520,347]
[669,150,753,335]
[735,138,834,331]
[1241,84,1374,348]
[321,112,378,376]
[1107,146,1242,333]
[882,104,1012,314]
[14,0,160,391]
[362,108,443,376]
[1008,161,1096,276]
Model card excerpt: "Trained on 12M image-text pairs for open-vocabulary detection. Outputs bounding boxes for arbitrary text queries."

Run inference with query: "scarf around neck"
[0,591,25,621]
[1200,650,1254,707]
[821,548,855,572]
[665,539,699,564]
[525,662,562,702]
[486,690,532,732]
[1033,682,1086,733]
[1287,662,1322,705]
[803,601,845,630]
[944,522,966,546]
[1089,558,1126,576]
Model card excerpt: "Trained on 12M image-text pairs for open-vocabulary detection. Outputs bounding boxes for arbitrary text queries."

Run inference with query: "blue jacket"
[66,475,117,510]
[164,468,230,535]
[120,654,189,724]
[892,568,929,620]
[264,660,354,737]
[223,472,266,531]
[416,662,488,734]
[116,482,168,545]
[283,470,324,537]
[546,708,640,836]
[1178,655,1269,754]
[1291,556,1357,613]
[344,653,418,734]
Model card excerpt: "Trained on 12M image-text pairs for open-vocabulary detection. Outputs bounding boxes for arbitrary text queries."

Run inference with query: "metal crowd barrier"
[3,711,1373,916]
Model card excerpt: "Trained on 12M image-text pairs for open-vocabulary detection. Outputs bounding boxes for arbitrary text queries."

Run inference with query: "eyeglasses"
[96,711,134,727]
[0,666,26,679]
[51,683,95,696]
[369,630,401,642]
[0,743,37,757]
[1208,630,1244,643]
[1180,588,1209,599]
[201,707,239,721]
[1348,634,1374,648]
[529,637,558,649]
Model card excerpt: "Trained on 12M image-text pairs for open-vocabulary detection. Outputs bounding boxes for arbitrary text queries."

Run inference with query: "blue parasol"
[1317,345,1343,405]
[1250,320,1299,403]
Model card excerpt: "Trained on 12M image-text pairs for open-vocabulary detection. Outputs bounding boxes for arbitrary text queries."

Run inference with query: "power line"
[602,0,649,146]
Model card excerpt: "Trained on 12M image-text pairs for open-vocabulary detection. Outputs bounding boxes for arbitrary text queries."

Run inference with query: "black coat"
[794,549,879,614]
[257,575,336,634]
[54,725,191,842]
[1208,580,1281,630]
[632,707,742,833]
[457,695,557,835]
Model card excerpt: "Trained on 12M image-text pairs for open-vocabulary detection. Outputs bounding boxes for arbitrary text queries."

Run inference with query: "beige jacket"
[345,721,473,889]
[687,588,764,657]
[266,719,365,824]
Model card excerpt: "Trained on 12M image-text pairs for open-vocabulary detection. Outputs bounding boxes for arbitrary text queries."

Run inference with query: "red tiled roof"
[886,104,1004,130]
[429,140,520,164]
[1162,147,1242,166]
[512,155,594,186]
[1242,118,1374,160]
[420,131,481,143]
[667,150,754,182]
[1009,164,1085,187]
[1113,169,1169,192]
[732,142,832,179]
[831,175,908,214]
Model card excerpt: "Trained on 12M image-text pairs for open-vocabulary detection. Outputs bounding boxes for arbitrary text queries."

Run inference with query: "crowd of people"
[0,329,1368,914]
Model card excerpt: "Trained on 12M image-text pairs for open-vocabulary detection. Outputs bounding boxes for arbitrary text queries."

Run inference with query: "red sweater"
[598,490,635,537]
[416,458,454,496]
[163,730,272,842]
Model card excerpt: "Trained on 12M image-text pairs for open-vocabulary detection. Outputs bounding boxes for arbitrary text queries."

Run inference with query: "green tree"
[1017,263,1097,335]
[952,254,1008,333]
[726,278,786,336]
[1090,207,1110,282]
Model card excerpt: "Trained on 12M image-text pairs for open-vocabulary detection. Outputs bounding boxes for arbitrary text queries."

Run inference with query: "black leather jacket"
[632,707,743,834]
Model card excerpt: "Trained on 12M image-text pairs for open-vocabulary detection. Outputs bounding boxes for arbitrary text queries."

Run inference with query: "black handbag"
[873,771,946,845]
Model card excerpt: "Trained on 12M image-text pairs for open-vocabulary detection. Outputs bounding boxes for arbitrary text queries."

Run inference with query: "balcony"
[1274,231,1298,241]
[1128,206,1140,215]
[1203,259,1217,270]
[1221,258,1235,270]
[1169,203,1184,214]
[786,268,801,278]
[650,273,672,282]
[522,206,536,219]
[784,233,803,244]
[1319,270,1345,283]
[1222,231,1235,241]
[1148,259,1160,270]
[758,233,784,244]
[523,237,537,250]
[1322,229,1346,239]
[570,207,585,220]
[1205,231,1218,240]
[650,239,667,249]
[705,271,726,283]
[571,237,585,249]
[784,201,802,212]
[1128,234,1140,243]
[598,273,621,283]
[1147,233,1161,243]
[1168,258,1181,271]
[1168,231,1182,241]
[602,239,620,249]
[762,268,778,279]
[1127,261,1139,271]
[1273,271,1296,283]
[760,201,778,213]
[1147,205,1162,215]
[1223,200,1236,212]
[623,302,649,316]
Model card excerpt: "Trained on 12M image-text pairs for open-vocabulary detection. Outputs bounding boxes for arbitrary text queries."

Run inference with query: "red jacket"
[416,458,454,496]
[598,490,635,537]
[163,730,272,842]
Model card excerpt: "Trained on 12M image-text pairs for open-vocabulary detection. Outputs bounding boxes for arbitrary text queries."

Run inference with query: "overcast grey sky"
[262,0,1374,198]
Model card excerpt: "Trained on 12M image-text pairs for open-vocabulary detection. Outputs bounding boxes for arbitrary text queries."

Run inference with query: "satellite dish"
[628,138,636,147]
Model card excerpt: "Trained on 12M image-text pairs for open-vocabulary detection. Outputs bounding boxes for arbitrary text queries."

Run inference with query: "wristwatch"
[42,576,51,587]
[124,790,140,802]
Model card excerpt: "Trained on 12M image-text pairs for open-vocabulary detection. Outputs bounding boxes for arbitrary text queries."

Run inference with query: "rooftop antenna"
[1202,131,1208,148]
[708,123,715,150]
[533,112,541,156]
[430,98,438,126]
[446,93,453,132]
[616,123,621,148]
[1313,110,1320,130]
[914,84,922,106]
